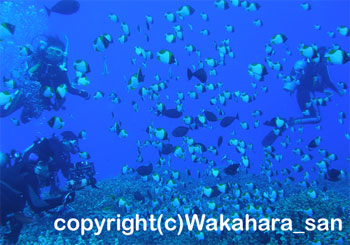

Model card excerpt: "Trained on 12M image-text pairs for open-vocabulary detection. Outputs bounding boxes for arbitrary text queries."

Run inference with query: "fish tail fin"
[187,68,193,80]
[45,6,51,16]
[236,113,240,120]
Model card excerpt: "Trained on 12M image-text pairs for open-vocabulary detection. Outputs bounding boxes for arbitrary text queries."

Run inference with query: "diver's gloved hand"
[79,90,90,100]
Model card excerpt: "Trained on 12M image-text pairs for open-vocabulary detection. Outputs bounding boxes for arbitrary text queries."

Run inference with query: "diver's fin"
[262,126,288,146]
[262,130,279,147]
[14,213,33,224]
[262,127,287,147]
[45,6,51,16]
[187,68,193,80]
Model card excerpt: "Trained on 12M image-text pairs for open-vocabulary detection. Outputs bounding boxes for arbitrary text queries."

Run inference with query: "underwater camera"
[66,161,97,190]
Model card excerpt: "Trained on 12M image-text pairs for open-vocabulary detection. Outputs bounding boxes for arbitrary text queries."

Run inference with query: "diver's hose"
[59,35,69,71]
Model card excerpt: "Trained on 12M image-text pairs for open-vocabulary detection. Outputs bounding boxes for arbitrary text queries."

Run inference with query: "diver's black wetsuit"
[22,137,76,194]
[23,137,73,176]
[0,163,69,243]
[262,48,341,146]
[0,36,89,123]
[292,59,339,124]
[27,56,89,112]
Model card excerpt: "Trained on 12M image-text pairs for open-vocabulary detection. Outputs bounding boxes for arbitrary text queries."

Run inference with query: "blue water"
[0,0,349,243]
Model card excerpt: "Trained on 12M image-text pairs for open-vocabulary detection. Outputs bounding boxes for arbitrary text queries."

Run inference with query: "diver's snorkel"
[59,35,69,72]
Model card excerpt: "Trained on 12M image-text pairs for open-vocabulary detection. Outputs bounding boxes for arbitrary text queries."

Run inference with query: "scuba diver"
[262,47,343,146]
[1,131,91,195]
[0,158,75,243]
[0,35,89,123]
[20,131,87,195]
[0,131,97,243]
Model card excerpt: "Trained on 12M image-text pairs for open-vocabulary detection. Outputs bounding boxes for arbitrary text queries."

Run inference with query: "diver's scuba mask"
[46,46,65,64]
[34,161,52,187]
